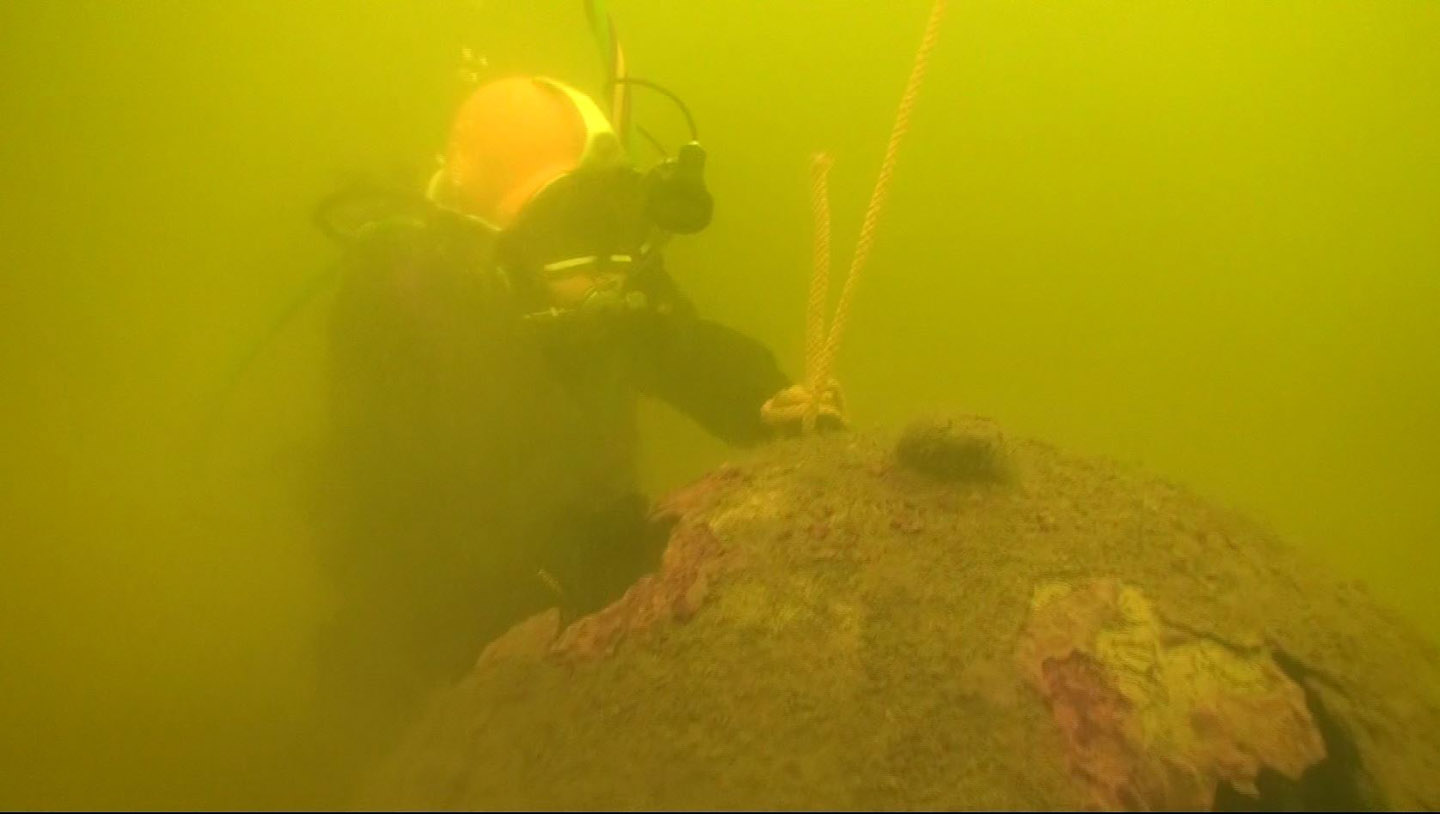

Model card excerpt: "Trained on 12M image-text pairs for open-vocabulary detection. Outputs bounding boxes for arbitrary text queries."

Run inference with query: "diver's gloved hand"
[761,379,848,435]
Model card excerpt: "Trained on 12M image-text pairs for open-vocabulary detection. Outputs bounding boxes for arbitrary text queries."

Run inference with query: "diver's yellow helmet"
[428,76,625,231]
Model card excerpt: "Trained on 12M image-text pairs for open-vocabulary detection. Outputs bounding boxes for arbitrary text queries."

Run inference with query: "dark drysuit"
[313,173,791,726]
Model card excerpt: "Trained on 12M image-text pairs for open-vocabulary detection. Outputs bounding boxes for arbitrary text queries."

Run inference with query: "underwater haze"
[2,0,1437,808]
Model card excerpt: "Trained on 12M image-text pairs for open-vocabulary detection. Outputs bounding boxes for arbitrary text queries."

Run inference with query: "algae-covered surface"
[359,415,1440,811]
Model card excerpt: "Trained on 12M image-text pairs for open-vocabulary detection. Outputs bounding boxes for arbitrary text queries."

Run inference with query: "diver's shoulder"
[347,213,439,260]
[315,185,462,256]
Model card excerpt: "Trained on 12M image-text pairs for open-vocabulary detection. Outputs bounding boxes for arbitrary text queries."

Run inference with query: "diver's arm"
[623,256,797,446]
[638,312,794,447]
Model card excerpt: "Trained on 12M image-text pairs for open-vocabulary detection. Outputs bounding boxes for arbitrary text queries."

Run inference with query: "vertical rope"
[814,0,946,406]
[804,152,835,432]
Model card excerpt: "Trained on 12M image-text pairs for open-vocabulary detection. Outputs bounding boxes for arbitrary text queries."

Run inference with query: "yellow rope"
[802,0,946,431]
[804,152,835,433]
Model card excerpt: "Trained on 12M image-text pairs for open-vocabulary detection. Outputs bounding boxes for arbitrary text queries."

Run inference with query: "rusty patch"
[552,521,732,662]
[1016,578,1327,811]
[651,464,748,524]
[472,608,561,672]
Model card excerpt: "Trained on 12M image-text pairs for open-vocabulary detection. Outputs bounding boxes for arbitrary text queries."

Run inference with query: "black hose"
[607,77,699,142]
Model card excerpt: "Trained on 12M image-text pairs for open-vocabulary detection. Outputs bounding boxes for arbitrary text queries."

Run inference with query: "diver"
[310,73,845,734]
